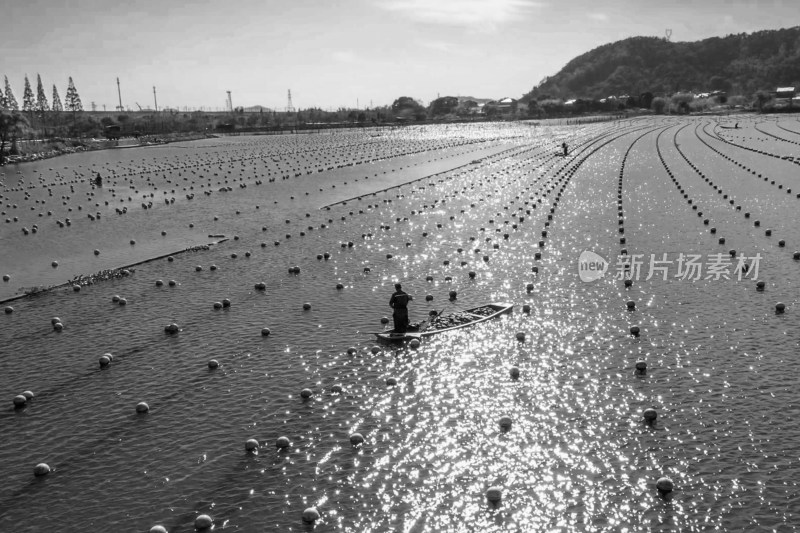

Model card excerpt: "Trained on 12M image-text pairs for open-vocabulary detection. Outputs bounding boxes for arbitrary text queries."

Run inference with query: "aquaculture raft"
[375,303,514,342]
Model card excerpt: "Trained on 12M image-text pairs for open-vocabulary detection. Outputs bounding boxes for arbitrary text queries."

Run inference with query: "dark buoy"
[634,360,647,375]
[656,477,674,494]
[643,408,657,424]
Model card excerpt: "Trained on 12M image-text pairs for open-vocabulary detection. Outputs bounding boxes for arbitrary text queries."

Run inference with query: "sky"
[1,0,797,111]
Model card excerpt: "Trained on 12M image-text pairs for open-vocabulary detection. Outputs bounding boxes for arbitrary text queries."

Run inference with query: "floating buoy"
[136,401,150,413]
[656,477,674,494]
[776,302,786,314]
[51,260,58,268]
[99,355,111,367]
[4,306,12,314]
[643,408,658,424]
[302,507,320,523]
[486,486,502,503]
[2,274,9,282]
[300,388,313,399]
[425,294,433,301]
[624,279,632,287]
[630,325,640,336]
[386,377,397,386]
[371,346,381,354]
[194,514,213,530]
[155,280,164,287]
[331,384,343,394]
[245,438,259,452]
[208,359,219,369]
[33,463,51,477]
[149,526,168,533]
[347,347,357,355]
[634,360,647,375]
[261,327,271,336]
[349,432,364,445]
[213,301,223,309]
[509,367,520,379]
[164,323,179,333]
[626,300,635,309]
[515,332,525,341]
[276,436,290,449]
[380,317,389,324]
[756,281,765,290]
[53,322,63,331]
[168,280,177,287]
[336,283,344,290]
[302,302,311,310]
[449,290,457,300]
[499,416,512,431]
[409,339,420,349]
[13,394,27,407]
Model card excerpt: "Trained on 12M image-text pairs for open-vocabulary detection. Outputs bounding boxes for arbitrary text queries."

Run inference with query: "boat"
[374,303,514,342]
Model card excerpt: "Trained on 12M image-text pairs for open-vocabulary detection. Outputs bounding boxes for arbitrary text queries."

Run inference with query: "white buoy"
[99,355,111,367]
[300,388,313,399]
[302,507,320,523]
[194,514,213,530]
[208,359,219,369]
[350,432,364,445]
[486,486,502,503]
[276,436,290,449]
[136,401,150,413]
[4,306,13,314]
[13,394,27,407]
[112,295,120,302]
[245,438,259,452]
[53,322,63,331]
[656,477,674,493]
[149,526,168,533]
[33,463,51,477]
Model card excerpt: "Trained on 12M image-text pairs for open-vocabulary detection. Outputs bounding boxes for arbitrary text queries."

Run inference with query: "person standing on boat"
[389,283,412,333]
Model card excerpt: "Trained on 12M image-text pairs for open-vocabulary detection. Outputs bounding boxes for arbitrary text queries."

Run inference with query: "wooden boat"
[374,302,513,342]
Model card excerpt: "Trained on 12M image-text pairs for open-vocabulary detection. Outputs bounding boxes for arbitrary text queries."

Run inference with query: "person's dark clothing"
[390,290,411,333]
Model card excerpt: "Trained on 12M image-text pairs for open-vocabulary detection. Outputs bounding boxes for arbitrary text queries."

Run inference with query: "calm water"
[1,118,799,532]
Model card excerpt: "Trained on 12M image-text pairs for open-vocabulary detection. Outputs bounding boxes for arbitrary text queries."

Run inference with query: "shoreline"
[0,132,211,166]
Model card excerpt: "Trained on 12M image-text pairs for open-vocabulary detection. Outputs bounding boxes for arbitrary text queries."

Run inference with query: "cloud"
[381,0,543,31]
[419,40,457,52]
[587,12,608,21]
[331,50,358,63]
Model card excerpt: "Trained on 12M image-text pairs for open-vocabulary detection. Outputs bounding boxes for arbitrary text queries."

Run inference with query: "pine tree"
[35,74,49,112]
[22,75,35,113]
[0,85,7,111]
[65,77,83,114]
[4,76,19,111]
[52,85,63,112]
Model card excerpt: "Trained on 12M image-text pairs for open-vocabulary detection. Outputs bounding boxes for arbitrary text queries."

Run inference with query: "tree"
[35,74,50,112]
[652,97,667,114]
[22,75,35,114]
[0,111,29,164]
[4,76,19,111]
[52,85,63,112]
[0,85,6,111]
[65,77,83,117]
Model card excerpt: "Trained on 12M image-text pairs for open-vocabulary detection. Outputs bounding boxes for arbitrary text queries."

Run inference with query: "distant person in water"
[389,283,412,333]
[562,142,568,156]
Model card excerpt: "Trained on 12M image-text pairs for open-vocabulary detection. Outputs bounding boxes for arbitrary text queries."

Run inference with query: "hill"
[526,26,800,100]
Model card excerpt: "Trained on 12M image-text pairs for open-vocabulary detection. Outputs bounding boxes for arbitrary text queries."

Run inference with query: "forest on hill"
[527,26,800,100]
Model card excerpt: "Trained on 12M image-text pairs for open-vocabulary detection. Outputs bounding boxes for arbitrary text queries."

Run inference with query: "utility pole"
[226,90,232,112]
[116,77,124,111]
[153,86,158,112]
